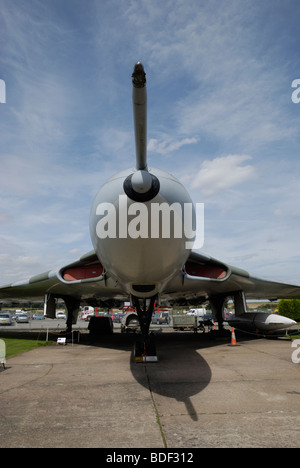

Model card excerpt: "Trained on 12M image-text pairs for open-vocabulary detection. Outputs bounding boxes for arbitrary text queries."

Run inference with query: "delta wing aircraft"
[0,63,299,355]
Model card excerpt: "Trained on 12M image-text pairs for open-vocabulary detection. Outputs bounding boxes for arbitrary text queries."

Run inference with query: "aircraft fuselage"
[89,166,195,298]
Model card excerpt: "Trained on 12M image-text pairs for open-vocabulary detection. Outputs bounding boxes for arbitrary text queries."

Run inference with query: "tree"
[278,299,300,322]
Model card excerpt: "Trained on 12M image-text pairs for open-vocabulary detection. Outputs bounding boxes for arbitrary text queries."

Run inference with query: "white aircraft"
[0,62,298,356]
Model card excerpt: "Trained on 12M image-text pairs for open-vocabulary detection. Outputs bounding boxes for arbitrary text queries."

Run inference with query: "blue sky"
[1,0,300,285]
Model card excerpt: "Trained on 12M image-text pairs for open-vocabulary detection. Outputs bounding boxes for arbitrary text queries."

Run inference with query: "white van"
[187,308,206,317]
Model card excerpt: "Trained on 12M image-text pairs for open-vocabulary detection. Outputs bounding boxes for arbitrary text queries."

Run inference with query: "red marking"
[63,264,103,281]
[185,261,226,279]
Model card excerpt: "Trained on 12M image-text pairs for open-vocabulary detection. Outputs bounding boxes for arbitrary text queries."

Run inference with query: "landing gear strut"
[132,295,158,362]
[62,296,80,334]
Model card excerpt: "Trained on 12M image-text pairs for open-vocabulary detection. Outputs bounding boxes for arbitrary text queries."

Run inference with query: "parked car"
[15,313,29,323]
[151,312,170,325]
[13,310,25,320]
[32,313,45,320]
[0,312,13,326]
[56,311,67,320]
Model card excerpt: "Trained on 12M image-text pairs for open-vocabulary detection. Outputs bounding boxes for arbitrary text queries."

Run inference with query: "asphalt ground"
[0,327,300,449]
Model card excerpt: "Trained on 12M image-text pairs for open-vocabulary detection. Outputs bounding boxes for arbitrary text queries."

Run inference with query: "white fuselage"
[90,166,195,298]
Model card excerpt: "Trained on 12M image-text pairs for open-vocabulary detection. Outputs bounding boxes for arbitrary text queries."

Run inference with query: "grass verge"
[0,337,51,358]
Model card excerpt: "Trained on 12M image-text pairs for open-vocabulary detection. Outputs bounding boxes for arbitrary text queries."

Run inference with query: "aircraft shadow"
[129,333,213,421]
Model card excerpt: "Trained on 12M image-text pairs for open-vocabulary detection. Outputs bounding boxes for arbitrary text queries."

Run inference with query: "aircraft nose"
[123,171,160,202]
[269,314,297,329]
[131,170,153,194]
[290,319,297,326]
[279,316,297,328]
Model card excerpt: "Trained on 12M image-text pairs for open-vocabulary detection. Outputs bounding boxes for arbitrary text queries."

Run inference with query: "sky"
[1,0,300,285]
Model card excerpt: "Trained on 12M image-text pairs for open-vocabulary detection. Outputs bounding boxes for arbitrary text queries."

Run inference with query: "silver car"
[0,312,13,326]
[15,313,29,323]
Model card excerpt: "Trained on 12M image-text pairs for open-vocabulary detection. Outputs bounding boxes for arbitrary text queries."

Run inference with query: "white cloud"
[148,136,198,155]
[191,154,255,196]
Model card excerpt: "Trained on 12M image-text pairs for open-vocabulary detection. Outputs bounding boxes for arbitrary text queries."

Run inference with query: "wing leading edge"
[0,250,126,305]
[1,250,299,304]
[1,250,299,334]
[164,250,300,304]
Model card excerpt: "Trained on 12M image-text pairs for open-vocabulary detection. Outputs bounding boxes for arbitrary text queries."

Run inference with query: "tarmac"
[0,329,300,448]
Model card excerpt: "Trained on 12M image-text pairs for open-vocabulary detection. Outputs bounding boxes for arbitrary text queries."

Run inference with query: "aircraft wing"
[1,250,299,306]
[0,250,127,305]
[160,251,300,304]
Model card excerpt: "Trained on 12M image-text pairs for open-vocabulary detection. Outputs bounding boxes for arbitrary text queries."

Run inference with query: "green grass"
[0,337,51,358]
[291,334,300,340]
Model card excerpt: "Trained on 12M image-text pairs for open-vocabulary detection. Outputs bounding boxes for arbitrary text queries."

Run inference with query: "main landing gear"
[131,295,158,362]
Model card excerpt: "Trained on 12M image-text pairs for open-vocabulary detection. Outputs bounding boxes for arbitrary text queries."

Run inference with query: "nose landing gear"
[132,295,158,362]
